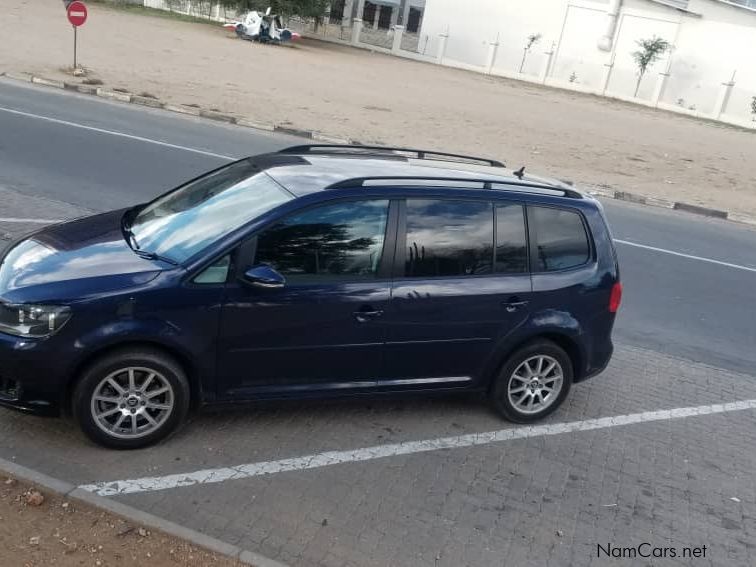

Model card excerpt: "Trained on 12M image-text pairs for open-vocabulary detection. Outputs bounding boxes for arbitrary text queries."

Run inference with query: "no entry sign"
[66,1,87,70]
[67,1,88,27]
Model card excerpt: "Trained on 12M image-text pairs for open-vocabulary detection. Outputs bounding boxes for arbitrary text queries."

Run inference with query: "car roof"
[252,146,587,201]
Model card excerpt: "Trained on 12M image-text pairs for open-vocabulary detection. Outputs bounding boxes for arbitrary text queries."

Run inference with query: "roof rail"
[279,144,505,168]
[325,176,583,198]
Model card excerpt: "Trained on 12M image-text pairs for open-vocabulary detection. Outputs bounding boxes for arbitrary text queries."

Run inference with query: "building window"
[407,7,423,33]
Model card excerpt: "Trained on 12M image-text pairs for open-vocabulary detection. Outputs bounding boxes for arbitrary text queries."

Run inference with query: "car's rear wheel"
[73,349,190,449]
[491,340,572,423]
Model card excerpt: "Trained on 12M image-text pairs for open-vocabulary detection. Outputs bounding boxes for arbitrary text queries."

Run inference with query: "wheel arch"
[63,340,204,415]
[484,330,585,392]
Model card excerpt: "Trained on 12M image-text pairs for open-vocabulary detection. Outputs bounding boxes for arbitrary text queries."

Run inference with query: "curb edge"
[2,71,754,228]
[585,185,756,226]
[0,457,290,567]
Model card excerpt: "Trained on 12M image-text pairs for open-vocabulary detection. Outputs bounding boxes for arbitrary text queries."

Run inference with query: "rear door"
[526,204,601,348]
[383,198,533,386]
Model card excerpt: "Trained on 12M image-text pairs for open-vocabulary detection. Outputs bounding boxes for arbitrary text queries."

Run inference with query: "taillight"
[609,282,623,313]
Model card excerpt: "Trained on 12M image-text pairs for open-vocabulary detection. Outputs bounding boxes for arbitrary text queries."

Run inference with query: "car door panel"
[216,198,397,397]
[218,281,390,394]
[385,275,532,382]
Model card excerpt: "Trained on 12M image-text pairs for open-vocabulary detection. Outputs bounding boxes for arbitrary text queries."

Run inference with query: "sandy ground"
[0,474,242,567]
[3,0,756,216]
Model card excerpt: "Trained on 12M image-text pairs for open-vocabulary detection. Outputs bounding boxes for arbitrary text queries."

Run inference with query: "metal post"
[601,52,615,95]
[73,25,77,69]
[714,70,737,120]
[485,34,500,75]
[540,42,555,84]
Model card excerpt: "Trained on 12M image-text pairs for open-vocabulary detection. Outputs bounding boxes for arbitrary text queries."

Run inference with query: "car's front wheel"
[73,349,190,449]
[491,340,572,423]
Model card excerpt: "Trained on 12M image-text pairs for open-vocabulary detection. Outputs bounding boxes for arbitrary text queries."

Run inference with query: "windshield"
[130,161,293,263]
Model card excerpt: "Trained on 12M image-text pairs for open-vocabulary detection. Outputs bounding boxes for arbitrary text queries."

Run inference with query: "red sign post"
[66,1,88,69]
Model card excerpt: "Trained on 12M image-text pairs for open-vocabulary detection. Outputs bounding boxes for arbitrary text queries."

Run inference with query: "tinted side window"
[405,200,493,278]
[255,200,389,281]
[495,204,528,274]
[530,206,590,271]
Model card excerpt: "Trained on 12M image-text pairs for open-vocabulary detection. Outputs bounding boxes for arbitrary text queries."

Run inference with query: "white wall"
[605,6,679,99]
[137,0,756,126]
[664,0,756,121]
[416,0,756,126]
[420,0,570,74]
[551,4,608,88]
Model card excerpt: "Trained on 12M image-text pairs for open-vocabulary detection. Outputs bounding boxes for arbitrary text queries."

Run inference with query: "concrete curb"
[97,87,132,103]
[3,70,755,228]
[31,76,65,89]
[164,103,201,116]
[131,94,165,109]
[0,457,290,567]
[585,185,755,225]
[199,109,237,123]
[4,71,33,82]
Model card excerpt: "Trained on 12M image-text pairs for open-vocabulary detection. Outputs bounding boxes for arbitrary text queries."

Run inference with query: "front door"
[385,199,533,385]
[217,199,396,397]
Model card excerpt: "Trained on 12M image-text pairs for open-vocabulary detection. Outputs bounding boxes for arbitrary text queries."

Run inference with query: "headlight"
[0,303,72,338]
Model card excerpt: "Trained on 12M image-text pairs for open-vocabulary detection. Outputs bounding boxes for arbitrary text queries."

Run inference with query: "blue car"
[0,145,621,448]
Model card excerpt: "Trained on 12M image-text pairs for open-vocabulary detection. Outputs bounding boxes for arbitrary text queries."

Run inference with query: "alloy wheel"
[507,355,564,415]
[90,367,175,440]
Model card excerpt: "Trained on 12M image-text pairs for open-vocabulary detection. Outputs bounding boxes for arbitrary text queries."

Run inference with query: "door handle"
[502,300,529,313]
[353,308,384,323]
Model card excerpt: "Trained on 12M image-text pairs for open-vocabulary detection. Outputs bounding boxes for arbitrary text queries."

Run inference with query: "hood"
[0,209,168,304]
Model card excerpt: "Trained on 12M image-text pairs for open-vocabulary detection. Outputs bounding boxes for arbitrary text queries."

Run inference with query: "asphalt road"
[3,78,756,567]
[2,78,755,375]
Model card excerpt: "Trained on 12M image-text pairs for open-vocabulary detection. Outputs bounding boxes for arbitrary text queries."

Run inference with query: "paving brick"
[3,334,756,565]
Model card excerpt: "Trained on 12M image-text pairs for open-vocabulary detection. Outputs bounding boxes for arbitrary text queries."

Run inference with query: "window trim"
[526,204,595,274]
[243,197,400,286]
[494,202,530,276]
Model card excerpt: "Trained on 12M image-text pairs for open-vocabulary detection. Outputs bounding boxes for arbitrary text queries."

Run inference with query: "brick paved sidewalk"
[1,344,755,567]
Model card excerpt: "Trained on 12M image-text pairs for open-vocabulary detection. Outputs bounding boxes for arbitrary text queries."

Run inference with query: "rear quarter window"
[529,206,591,272]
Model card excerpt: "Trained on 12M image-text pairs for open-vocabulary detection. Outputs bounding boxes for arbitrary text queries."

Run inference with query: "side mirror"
[240,264,286,289]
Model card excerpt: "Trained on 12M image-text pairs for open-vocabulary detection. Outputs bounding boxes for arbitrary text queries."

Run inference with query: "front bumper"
[0,395,59,416]
[0,332,67,417]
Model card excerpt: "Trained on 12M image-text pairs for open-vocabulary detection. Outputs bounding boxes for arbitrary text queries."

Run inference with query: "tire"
[490,339,573,423]
[73,348,191,449]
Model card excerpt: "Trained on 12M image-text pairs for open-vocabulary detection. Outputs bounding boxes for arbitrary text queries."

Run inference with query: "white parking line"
[0,106,237,161]
[79,398,756,497]
[0,217,63,224]
[615,239,756,273]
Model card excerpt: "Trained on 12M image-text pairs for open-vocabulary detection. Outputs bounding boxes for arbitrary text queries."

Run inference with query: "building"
[414,0,756,125]
[139,0,756,127]
[332,1,426,32]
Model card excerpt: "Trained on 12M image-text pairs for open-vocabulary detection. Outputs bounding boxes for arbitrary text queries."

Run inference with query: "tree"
[519,33,541,74]
[219,0,329,19]
[631,36,670,98]
[751,96,756,121]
